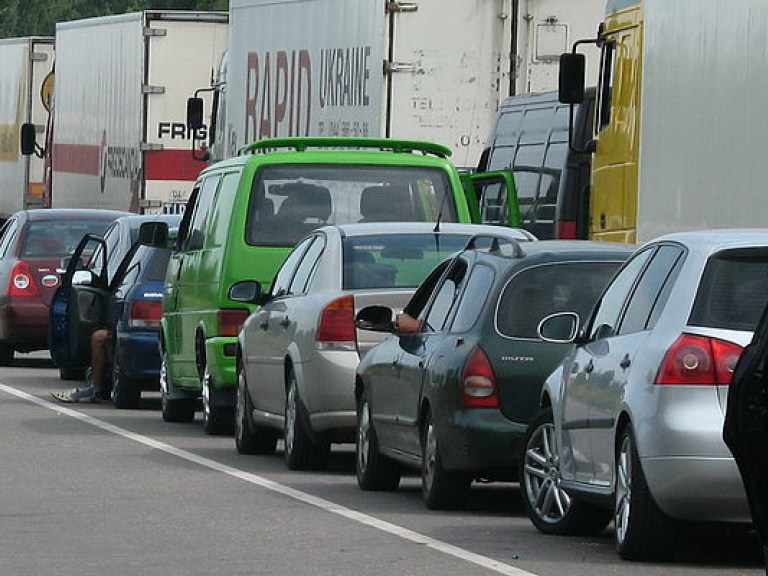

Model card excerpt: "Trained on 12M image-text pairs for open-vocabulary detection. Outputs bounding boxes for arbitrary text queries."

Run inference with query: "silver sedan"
[522,229,768,561]
[232,222,535,470]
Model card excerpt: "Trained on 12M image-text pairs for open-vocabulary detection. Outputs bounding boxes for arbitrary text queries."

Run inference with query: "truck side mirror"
[559,53,586,104]
[187,97,204,131]
[20,123,37,156]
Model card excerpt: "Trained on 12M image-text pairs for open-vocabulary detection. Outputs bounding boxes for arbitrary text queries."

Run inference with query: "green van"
[141,137,520,434]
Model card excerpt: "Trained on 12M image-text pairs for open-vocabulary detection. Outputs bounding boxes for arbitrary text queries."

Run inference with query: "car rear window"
[23,219,113,257]
[689,249,768,332]
[342,233,470,290]
[246,164,456,246]
[497,261,622,338]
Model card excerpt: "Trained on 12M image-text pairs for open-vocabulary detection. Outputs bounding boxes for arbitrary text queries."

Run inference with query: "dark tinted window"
[451,264,494,333]
[185,175,221,251]
[145,247,172,282]
[290,235,325,295]
[422,260,468,333]
[270,237,314,297]
[619,245,684,335]
[343,233,470,290]
[689,248,768,331]
[498,261,624,339]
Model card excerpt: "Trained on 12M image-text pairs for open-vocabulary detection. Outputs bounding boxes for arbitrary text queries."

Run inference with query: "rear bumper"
[0,299,49,350]
[115,329,161,386]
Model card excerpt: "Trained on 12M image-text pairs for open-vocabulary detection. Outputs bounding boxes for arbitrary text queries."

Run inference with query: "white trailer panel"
[637,0,768,241]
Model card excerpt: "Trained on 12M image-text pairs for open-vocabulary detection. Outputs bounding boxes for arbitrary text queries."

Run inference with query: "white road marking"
[3,384,537,576]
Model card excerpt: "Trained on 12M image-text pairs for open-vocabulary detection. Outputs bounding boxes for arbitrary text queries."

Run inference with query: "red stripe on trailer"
[51,143,101,175]
[145,149,208,181]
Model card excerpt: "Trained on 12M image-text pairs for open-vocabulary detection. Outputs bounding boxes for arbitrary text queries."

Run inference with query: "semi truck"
[23,11,228,215]
[191,0,604,168]
[560,0,768,243]
[0,37,54,221]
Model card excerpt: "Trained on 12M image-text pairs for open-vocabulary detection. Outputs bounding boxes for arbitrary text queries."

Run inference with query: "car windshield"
[497,261,623,338]
[22,219,113,257]
[689,250,768,332]
[342,233,470,290]
[246,164,456,246]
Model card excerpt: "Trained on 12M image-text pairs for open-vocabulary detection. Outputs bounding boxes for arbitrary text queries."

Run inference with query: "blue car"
[109,242,173,408]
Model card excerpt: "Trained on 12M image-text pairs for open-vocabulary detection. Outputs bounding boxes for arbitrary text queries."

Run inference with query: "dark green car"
[354,239,633,510]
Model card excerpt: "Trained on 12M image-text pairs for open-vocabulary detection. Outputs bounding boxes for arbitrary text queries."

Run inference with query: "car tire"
[284,369,330,471]
[614,426,678,561]
[160,351,195,423]
[112,353,141,409]
[356,391,401,491]
[421,408,471,510]
[0,343,14,366]
[59,366,85,381]
[202,362,235,436]
[235,365,278,455]
[521,408,612,535]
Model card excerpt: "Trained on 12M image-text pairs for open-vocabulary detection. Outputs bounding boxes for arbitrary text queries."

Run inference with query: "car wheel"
[284,369,330,471]
[202,362,235,436]
[160,351,195,423]
[59,366,86,381]
[111,353,141,409]
[0,343,14,366]
[421,408,471,510]
[614,426,678,561]
[235,366,278,455]
[356,391,401,491]
[521,408,612,535]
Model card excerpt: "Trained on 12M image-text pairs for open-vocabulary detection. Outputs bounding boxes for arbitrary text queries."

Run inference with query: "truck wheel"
[284,370,330,470]
[356,390,401,491]
[160,351,195,423]
[235,366,277,455]
[421,408,471,510]
[202,362,234,435]
[521,408,612,535]
[112,353,141,409]
[615,426,678,561]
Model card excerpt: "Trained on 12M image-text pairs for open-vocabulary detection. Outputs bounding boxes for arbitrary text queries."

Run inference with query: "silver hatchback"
[231,222,535,471]
[522,229,768,561]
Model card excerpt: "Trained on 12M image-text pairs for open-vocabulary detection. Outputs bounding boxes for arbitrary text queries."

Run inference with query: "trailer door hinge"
[142,85,166,95]
[386,2,418,13]
[144,27,167,37]
[141,142,163,152]
[30,52,48,62]
[383,61,416,75]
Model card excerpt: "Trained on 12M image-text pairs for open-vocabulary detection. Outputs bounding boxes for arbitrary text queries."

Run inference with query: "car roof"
[21,208,132,221]
[470,239,635,268]
[324,222,537,241]
[647,229,768,253]
[112,213,182,228]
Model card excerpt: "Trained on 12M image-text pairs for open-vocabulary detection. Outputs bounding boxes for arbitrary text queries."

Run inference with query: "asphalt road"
[1,353,763,576]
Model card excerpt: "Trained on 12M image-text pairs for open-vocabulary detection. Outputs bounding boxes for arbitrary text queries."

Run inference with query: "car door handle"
[585,359,594,373]
[259,320,268,330]
[279,316,290,328]
[620,354,631,369]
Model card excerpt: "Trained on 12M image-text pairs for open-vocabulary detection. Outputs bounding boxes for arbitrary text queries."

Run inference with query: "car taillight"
[219,309,250,337]
[128,300,162,328]
[460,346,499,407]
[556,220,577,240]
[655,333,743,385]
[8,261,40,297]
[316,294,356,350]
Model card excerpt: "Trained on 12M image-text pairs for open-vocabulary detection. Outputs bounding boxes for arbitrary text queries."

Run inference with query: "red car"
[0,208,129,365]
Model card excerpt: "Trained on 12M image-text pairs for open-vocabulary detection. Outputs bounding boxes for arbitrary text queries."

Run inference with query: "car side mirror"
[72,270,94,286]
[138,221,170,248]
[538,312,579,343]
[228,280,265,305]
[355,305,394,332]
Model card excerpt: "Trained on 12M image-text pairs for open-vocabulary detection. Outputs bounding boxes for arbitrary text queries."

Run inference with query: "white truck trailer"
[42,11,228,214]
[0,37,54,220]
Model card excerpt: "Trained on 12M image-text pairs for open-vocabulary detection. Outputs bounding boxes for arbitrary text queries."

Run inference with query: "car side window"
[270,237,314,297]
[184,174,221,251]
[618,245,685,335]
[421,260,468,333]
[450,264,494,333]
[289,235,325,295]
[0,218,19,258]
[588,247,654,341]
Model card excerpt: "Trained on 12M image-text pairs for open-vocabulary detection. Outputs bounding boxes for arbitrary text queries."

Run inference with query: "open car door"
[461,170,522,229]
[724,302,768,572]
[49,234,112,380]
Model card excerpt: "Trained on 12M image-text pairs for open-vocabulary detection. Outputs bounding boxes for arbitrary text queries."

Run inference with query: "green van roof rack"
[239,137,452,158]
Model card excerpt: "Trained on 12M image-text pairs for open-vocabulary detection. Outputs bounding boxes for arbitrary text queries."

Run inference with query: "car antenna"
[433,187,448,233]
